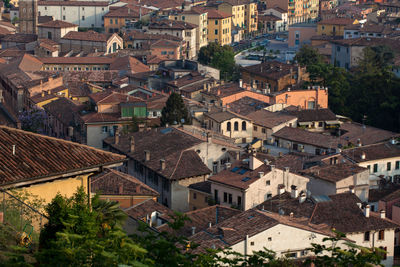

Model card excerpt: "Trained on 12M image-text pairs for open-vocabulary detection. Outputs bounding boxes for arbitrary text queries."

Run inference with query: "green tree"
[294,45,323,67]
[36,187,149,266]
[160,93,190,126]
[198,43,238,81]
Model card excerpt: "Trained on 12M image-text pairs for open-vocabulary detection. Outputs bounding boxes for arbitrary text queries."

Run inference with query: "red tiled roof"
[38,57,115,65]
[38,1,109,6]
[0,126,125,187]
[61,31,112,42]
[342,142,400,163]
[247,109,296,129]
[38,20,77,28]
[89,90,143,104]
[91,168,158,196]
[125,199,173,222]
[109,56,150,73]
[148,20,197,30]
[300,163,368,183]
[318,18,355,25]
[206,8,231,19]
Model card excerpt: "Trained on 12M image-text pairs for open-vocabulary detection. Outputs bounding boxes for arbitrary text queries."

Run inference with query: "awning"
[325,120,341,125]
[298,122,312,126]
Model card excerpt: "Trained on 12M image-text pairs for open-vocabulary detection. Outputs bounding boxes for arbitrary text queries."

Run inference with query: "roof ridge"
[0,125,125,159]
[169,149,185,179]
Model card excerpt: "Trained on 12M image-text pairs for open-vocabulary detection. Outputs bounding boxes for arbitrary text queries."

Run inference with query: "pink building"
[288,23,317,48]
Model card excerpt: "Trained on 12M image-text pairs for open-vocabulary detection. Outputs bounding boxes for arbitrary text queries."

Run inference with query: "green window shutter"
[122,107,134,118]
[134,107,147,118]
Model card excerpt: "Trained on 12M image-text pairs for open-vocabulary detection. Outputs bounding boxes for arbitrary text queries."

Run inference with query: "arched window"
[242,121,246,131]
[234,122,239,131]
[227,122,231,131]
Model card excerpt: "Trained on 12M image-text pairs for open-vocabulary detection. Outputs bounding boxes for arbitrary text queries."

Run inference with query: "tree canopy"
[160,92,191,126]
[198,43,239,81]
[294,44,400,132]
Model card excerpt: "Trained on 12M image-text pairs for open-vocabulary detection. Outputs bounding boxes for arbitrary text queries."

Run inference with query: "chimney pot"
[258,171,264,178]
[130,136,135,152]
[291,186,298,198]
[289,212,294,218]
[225,162,231,170]
[114,128,120,145]
[208,222,212,228]
[364,205,370,218]
[361,152,366,160]
[191,226,196,235]
[145,150,150,161]
[119,184,123,194]
[160,159,166,170]
[380,210,386,219]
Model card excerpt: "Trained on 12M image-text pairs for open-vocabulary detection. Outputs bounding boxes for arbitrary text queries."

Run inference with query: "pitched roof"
[241,61,298,80]
[284,108,336,122]
[0,126,125,187]
[1,33,37,43]
[91,168,158,196]
[38,20,77,28]
[150,39,181,48]
[273,127,340,149]
[81,112,131,123]
[258,192,399,233]
[318,18,356,25]
[204,109,251,123]
[188,180,211,194]
[300,163,368,183]
[227,97,270,115]
[342,142,400,163]
[38,57,114,65]
[89,90,143,104]
[109,56,150,73]
[158,205,241,237]
[125,199,173,222]
[105,5,153,18]
[339,122,399,146]
[205,8,231,19]
[43,97,85,126]
[247,109,296,129]
[148,20,197,30]
[61,31,112,42]
[38,1,110,6]
[331,37,400,51]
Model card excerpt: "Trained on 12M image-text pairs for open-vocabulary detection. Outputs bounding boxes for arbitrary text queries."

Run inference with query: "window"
[307,101,315,109]
[367,165,371,172]
[237,196,242,207]
[102,126,108,133]
[234,122,239,131]
[267,193,272,199]
[266,180,270,186]
[102,8,104,11]
[242,121,246,131]
[63,7,65,10]
[110,19,113,24]
[215,29,218,34]
[268,237,272,241]
[318,122,323,127]
[161,51,167,55]
[182,16,185,20]
[82,16,85,20]
[337,46,341,52]
[253,126,257,131]
[373,164,378,173]
[223,192,228,203]
[396,161,400,170]
[387,162,391,171]
[82,7,84,10]
[193,192,197,199]
[115,19,118,24]
[63,15,66,20]
[379,246,387,260]
[47,32,52,39]
[215,20,218,25]
[364,231,370,242]
[378,230,385,240]
[250,241,254,246]
[205,196,208,203]
[262,128,266,134]
[228,193,232,204]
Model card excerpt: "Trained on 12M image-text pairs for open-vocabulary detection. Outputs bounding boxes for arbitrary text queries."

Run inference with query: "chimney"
[380,210,386,219]
[278,152,283,157]
[299,194,306,203]
[236,151,240,160]
[361,152,366,160]
[217,89,221,95]
[130,136,135,152]
[160,159,166,170]
[291,185,298,199]
[364,205,370,218]
[191,226,196,235]
[278,184,285,194]
[12,145,16,156]
[258,172,264,178]
[114,127,120,145]
[357,202,362,209]
[144,150,150,161]
[289,212,294,218]
[349,186,355,194]
[41,91,45,97]
[208,222,212,228]
[357,139,362,147]
[119,184,123,194]
[225,162,232,170]
[239,79,243,88]
[270,165,275,171]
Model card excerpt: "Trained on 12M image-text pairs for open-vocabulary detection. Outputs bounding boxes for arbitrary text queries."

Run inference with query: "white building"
[342,141,400,189]
[264,7,288,31]
[38,1,125,28]
[38,20,78,42]
[209,153,309,210]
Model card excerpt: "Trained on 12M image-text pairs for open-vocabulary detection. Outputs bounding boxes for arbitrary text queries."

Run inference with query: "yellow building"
[217,1,245,29]
[30,85,69,107]
[317,18,358,36]
[104,5,153,33]
[206,9,232,46]
[244,1,257,33]
[0,126,125,213]
[169,7,209,51]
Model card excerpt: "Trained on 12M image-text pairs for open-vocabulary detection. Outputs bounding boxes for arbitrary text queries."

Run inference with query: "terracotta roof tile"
[241,60,298,80]
[1,33,37,43]
[38,1,109,6]
[39,57,114,65]
[342,142,400,163]
[247,109,296,129]
[125,199,174,222]
[91,168,159,196]
[109,56,150,73]
[284,108,336,122]
[339,122,399,146]
[61,31,113,42]
[0,126,125,186]
[38,20,77,28]
[300,163,368,183]
[148,20,197,30]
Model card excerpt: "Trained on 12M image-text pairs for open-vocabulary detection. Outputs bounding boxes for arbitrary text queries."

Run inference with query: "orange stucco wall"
[273,88,328,109]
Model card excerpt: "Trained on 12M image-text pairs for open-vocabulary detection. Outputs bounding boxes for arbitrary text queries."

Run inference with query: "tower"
[18,0,38,34]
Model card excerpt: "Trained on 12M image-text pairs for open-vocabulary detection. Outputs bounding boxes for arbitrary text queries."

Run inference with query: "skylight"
[231,167,240,173]
[242,177,251,182]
